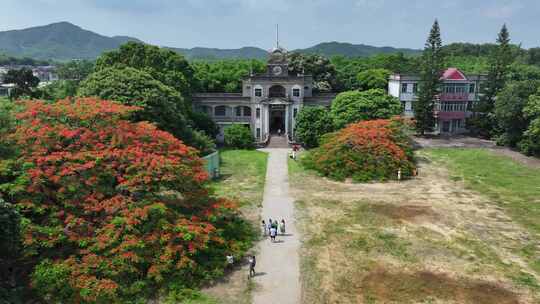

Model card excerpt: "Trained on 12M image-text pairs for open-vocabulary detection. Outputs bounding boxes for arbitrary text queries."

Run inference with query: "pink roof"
[441,68,467,81]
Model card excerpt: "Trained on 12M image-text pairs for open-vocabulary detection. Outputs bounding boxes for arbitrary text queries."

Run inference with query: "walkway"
[253,148,301,304]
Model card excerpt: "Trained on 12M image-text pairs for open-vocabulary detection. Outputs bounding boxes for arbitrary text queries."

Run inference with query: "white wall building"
[388,68,486,134]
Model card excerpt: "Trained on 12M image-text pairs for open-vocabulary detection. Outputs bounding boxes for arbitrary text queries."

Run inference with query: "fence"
[202,151,220,179]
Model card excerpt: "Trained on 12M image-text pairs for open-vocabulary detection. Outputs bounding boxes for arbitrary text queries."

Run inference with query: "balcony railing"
[211,115,251,122]
[439,93,470,101]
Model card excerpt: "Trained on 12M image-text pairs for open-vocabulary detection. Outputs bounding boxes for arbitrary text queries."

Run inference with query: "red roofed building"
[388,68,487,134]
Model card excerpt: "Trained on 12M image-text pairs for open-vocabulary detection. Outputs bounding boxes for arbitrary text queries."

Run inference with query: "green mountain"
[172,42,420,60]
[0,22,141,61]
[299,41,421,57]
[0,22,420,61]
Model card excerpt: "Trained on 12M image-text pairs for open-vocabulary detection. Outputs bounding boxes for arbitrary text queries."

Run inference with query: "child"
[261,220,267,236]
[280,219,286,235]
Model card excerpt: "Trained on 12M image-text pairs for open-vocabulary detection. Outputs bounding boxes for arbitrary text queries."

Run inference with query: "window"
[256,128,261,139]
[243,106,251,117]
[444,83,467,94]
[256,108,260,118]
[413,83,418,93]
[236,106,242,117]
[214,106,226,116]
[293,108,298,118]
[255,88,262,97]
[469,83,475,94]
[293,88,300,97]
[401,83,408,93]
[269,85,286,98]
[442,121,450,132]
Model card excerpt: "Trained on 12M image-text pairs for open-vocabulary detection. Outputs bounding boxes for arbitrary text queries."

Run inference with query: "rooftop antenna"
[276,24,279,49]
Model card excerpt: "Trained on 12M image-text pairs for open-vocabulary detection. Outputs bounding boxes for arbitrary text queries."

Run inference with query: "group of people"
[262,218,286,242]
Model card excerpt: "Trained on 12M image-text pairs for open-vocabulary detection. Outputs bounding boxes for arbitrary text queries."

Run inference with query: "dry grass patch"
[289,153,539,304]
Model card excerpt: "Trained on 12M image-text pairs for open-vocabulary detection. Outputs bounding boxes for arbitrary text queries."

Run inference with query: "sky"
[1,0,539,50]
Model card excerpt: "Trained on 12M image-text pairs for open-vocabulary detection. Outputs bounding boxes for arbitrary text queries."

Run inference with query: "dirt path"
[253,148,301,304]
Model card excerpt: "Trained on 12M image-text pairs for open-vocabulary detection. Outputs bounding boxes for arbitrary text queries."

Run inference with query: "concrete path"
[253,148,301,304]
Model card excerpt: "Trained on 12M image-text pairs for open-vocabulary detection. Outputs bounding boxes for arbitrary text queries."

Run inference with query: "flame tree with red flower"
[301,118,416,182]
[2,98,255,303]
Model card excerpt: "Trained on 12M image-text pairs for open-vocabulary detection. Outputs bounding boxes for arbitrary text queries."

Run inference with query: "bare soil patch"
[360,266,520,304]
[368,204,437,222]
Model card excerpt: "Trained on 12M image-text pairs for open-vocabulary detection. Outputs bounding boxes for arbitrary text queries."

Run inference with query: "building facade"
[388,68,486,134]
[0,65,58,97]
[193,47,336,143]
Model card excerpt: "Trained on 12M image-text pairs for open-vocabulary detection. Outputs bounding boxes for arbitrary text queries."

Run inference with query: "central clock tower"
[267,47,288,77]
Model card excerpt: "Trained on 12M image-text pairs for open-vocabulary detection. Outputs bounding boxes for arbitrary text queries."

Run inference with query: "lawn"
[425,148,540,237]
[289,150,540,303]
[209,149,268,209]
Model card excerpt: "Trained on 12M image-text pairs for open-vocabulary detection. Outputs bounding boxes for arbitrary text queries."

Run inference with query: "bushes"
[224,124,254,149]
[294,106,334,148]
[519,94,540,156]
[301,118,415,182]
[330,89,402,129]
[1,98,255,303]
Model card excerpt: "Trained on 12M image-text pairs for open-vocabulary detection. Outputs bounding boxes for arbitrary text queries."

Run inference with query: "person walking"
[272,220,278,233]
[248,255,256,278]
[226,253,234,269]
[267,219,273,236]
[270,225,277,243]
[280,219,286,235]
[261,220,267,237]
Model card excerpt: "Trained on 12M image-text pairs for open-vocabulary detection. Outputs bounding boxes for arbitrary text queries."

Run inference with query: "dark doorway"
[270,105,285,134]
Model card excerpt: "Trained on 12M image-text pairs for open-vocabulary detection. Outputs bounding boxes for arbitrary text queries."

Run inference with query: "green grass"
[209,149,268,208]
[425,148,540,236]
[425,148,540,276]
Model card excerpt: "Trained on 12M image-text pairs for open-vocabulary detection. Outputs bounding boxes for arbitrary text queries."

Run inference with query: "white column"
[285,105,289,135]
[264,105,269,136]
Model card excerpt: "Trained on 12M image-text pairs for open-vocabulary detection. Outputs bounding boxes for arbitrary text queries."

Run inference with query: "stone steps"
[267,135,289,148]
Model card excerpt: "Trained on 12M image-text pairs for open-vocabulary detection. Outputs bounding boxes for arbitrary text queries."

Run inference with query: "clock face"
[273,66,283,75]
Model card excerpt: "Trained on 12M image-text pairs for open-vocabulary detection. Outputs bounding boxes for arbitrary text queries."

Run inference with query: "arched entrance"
[270,104,285,134]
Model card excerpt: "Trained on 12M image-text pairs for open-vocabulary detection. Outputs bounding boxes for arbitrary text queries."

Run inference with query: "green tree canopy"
[494,80,540,147]
[469,24,513,137]
[3,68,40,99]
[287,52,337,91]
[78,66,214,154]
[331,53,420,91]
[519,93,540,156]
[56,60,95,81]
[95,42,195,94]
[294,106,334,148]
[414,19,444,135]
[356,68,391,91]
[192,59,265,93]
[330,89,402,129]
